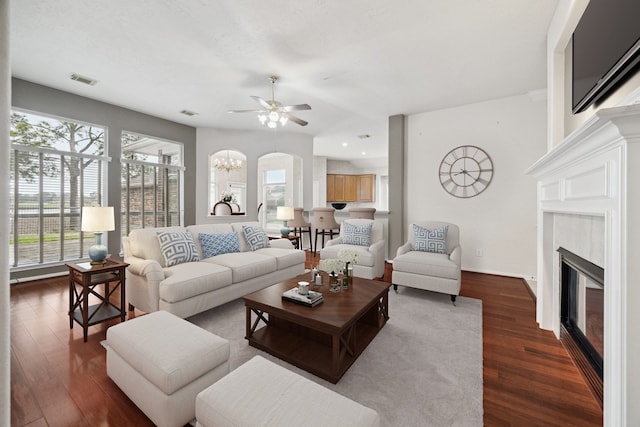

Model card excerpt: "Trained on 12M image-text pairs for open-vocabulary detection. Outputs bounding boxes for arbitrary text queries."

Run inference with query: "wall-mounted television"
[572,0,640,114]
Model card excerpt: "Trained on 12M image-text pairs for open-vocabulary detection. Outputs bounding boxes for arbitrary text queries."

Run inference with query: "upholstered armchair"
[392,221,461,304]
[319,218,385,279]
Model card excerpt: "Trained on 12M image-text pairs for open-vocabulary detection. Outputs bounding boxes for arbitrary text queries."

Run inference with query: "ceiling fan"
[228,76,311,128]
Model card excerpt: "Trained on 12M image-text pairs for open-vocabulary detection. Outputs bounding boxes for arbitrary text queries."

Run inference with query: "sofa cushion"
[157,231,200,267]
[256,247,306,270]
[205,252,277,283]
[413,224,448,254]
[160,262,233,303]
[186,224,235,258]
[129,226,186,266]
[199,232,240,258]
[393,250,459,280]
[320,244,375,267]
[242,225,270,251]
[342,221,373,246]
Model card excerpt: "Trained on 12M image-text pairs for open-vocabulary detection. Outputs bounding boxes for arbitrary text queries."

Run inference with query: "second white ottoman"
[196,355,380,427]
[106,310,230,427]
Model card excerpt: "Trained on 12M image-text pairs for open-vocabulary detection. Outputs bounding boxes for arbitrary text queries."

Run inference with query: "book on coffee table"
[282,288,324,307]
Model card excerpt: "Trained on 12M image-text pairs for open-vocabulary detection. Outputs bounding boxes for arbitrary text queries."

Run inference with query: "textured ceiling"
[10,0,558,160]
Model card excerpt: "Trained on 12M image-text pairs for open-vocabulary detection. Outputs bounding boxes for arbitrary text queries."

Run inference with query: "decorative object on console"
[81,206,115,265]
[331,202,347,210]
[228,75,311,128]
[439,145,493,198]
[276,206,294,236]
[219,190,236,203]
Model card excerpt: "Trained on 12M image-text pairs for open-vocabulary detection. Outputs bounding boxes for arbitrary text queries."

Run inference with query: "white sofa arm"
[395,242,412,258]
[269,238,294,249]
[449,244,462,267]
[124,254,164,313]
[326,236,343,247]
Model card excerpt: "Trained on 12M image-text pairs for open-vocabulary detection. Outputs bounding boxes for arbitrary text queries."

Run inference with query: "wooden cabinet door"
[333,174,345,201]
[327,174,336,201]
[358,174,375,202]
[344,175,358,201]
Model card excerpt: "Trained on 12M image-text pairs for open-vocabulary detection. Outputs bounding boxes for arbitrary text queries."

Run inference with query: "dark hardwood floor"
[10,253,603,426]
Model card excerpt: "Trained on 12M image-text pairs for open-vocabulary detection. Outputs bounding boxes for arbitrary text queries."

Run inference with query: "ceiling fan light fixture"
[267,121,278,129]
[268,111,280,122]
[279,115,288,125]
[258,114,267,124]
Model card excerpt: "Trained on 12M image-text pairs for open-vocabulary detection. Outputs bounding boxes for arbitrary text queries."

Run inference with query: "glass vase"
[329,273,341,293]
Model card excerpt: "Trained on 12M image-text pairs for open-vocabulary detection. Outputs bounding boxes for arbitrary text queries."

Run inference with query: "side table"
[66,258,129,342]
[268,234,301,250]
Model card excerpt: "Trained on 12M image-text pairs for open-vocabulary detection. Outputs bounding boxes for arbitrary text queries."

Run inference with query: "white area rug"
[188,286,483,426]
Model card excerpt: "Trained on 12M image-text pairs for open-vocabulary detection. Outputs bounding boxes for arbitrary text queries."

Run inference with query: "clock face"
[439,145,493,198]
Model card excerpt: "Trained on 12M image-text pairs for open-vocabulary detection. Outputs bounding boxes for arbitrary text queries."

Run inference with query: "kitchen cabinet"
[327,174,375,202]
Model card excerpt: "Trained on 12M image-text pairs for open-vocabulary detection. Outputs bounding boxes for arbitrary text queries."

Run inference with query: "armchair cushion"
[413,224,448,254]
[157,231,200,267]
[393,251,459,280]
[342,221,373,247]
[199,232,240,258]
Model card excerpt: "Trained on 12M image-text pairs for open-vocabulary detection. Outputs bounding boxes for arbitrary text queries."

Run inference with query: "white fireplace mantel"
[526,103,640,427]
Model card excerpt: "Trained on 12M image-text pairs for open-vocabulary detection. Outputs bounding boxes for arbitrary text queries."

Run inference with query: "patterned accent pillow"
[342,221,373,247]
[156,231,200,267]
[413,224,448,254]
[199,232,240,258]
[242,225,270,251]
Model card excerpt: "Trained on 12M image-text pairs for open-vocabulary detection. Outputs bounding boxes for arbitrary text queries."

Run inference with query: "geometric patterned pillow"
[156,231,200,267]
[413,224,448,254]
[342,221,372,246]
[242,225,270,251]
[199,232,240,258]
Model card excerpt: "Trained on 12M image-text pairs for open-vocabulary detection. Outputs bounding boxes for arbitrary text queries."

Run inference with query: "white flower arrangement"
[219,190,236,203]
[337,248,358,265]
[319,258,344,275]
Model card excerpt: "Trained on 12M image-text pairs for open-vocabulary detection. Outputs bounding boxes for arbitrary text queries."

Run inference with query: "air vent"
[358,134,371,139]
[70,73,97,86]
[180,109,198,116]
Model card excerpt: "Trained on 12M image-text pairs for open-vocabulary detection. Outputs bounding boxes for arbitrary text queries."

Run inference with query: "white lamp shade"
[276,206,294,221]
[81,206,115,232]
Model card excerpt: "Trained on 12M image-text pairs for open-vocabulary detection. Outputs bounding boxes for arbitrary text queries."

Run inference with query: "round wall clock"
[439,145,494,198]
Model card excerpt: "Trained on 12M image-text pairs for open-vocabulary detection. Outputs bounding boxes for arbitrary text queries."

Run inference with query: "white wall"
[195,128,314,224]
[406,93,547,278]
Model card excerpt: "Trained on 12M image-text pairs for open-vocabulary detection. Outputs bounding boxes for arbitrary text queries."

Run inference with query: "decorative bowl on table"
[331,202,347,210]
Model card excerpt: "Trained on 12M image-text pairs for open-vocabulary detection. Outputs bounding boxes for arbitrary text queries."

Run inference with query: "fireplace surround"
[527,103,640,426]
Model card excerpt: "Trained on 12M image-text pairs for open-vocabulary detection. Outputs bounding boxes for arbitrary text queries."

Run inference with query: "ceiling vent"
[180,109,198,116]
[358,134,371,139]
[70,73,97,86]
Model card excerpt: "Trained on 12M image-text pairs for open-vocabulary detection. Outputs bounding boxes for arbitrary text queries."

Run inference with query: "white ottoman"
[106,310,230,427]
[195,355,380,427]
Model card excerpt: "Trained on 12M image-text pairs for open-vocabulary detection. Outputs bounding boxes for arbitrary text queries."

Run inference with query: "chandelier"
[213,151,243,172]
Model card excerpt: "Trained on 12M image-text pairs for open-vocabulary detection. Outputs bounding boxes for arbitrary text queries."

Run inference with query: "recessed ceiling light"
[342,142,348,147]
[180,109,198,116]
[70,73,97,86]
[361,151,367,155]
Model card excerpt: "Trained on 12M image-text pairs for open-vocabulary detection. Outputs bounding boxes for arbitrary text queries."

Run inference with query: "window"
[9,110,107,268]
[121,132,184,235]
[258,153,303,231]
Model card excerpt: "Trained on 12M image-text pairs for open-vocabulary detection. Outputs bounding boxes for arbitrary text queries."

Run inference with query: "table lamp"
[276,206,294,236]
[81,206,115,265]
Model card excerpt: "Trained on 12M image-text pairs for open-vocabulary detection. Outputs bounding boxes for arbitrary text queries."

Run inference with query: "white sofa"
[122,221,305,318]
[319,219,385,279]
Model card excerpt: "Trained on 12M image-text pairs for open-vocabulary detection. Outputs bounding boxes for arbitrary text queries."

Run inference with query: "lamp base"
[280,227,291,236]
[88,242,108,265]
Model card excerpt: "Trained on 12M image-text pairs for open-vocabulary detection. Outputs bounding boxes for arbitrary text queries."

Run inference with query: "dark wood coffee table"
[243,275,390,383]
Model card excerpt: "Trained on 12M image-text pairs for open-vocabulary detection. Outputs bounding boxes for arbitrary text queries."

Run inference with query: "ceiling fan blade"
[282,103,311,112]
[251,95,271,109]
[285,113,308,127]
[227,109,264,114]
